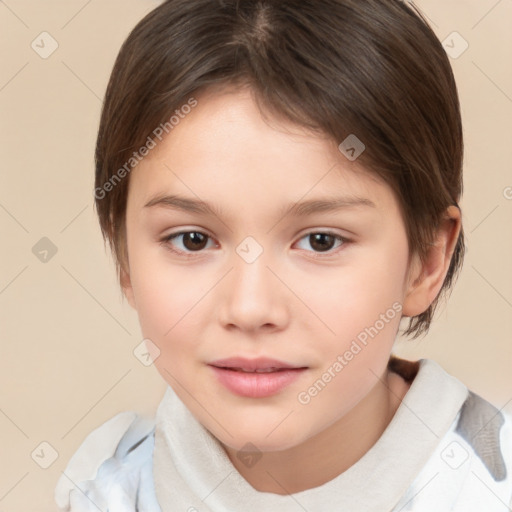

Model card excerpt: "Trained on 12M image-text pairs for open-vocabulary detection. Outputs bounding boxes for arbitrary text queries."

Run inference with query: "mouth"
[209,356,308,372]
[208,357,308,398]
[212,367,299,373]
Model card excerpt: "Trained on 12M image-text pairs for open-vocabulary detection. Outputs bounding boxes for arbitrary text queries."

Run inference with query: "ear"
[120,262,137,310]
[402,205,462,317]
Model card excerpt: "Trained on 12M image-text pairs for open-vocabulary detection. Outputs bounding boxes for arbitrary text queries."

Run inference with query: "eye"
[295,232,347,254]
[160,230,349,257]
[161,231,216,254]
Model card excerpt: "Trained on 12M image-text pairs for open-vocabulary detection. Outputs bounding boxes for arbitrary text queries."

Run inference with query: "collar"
[153,358,468,511]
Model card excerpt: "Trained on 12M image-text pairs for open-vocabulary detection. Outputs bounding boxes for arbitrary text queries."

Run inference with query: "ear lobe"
[402,206,461,318]
[120,264,136,310]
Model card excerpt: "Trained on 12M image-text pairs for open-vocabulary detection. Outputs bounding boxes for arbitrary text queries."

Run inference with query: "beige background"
[1,0,511,510]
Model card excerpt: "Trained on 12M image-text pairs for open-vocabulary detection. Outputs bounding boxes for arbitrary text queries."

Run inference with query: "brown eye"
[162,231,213,254]
[295,232,347,254]
[182,232,208,251]
[309,233,336,252]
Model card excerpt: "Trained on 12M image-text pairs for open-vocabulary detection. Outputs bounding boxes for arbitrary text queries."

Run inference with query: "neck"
[222,368,411,495]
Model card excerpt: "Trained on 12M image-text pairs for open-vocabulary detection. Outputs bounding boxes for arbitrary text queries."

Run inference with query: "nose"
[218,250,290,333]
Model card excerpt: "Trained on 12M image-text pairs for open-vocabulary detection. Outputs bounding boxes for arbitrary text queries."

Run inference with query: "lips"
[208,357,308,398]
[209,357,306,372]
[223,367,286,373]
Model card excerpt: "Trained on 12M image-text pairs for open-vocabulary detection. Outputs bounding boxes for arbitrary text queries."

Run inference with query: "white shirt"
[55,358,512,511]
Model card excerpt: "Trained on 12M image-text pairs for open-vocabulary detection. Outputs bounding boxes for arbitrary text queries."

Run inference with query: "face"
[122,86,417,453]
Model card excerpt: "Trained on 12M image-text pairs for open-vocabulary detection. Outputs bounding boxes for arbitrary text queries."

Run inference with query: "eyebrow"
[143,194,376,218]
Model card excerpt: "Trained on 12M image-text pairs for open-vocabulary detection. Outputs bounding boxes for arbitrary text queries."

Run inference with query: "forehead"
[127,87,396,218]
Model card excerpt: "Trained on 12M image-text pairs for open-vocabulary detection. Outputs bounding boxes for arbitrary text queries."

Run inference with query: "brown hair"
[94,0,465,339]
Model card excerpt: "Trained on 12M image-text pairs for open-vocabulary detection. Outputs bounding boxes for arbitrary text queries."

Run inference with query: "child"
[55,0,512,510]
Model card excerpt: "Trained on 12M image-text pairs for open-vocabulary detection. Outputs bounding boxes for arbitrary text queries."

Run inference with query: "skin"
[121,85,461,494]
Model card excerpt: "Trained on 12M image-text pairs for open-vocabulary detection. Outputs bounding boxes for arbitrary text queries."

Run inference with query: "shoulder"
[403,388,512,510]
[448,391,512,509]
[54,411,160,512]
[453,390,512,481]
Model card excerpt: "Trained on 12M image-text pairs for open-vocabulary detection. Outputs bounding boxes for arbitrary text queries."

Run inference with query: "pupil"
[310,233,334,252]
[184,232,207,251]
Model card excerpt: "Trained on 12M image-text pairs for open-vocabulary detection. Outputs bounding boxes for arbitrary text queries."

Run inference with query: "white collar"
[153,358,468,511]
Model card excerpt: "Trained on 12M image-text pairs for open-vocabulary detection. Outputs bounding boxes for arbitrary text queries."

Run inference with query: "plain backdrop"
[1,0,511,510]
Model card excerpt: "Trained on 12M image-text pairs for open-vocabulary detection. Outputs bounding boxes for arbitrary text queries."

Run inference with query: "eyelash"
[159,230,350,259]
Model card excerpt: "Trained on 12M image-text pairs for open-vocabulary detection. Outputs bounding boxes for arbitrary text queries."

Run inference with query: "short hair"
[94,0,465,339]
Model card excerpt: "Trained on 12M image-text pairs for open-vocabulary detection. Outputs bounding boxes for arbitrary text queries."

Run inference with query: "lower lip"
[209,366,307,398]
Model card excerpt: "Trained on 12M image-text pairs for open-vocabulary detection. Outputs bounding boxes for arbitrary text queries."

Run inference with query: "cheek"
[127,245,206,348]
[298,241,408,401]
[313,248,407,337]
